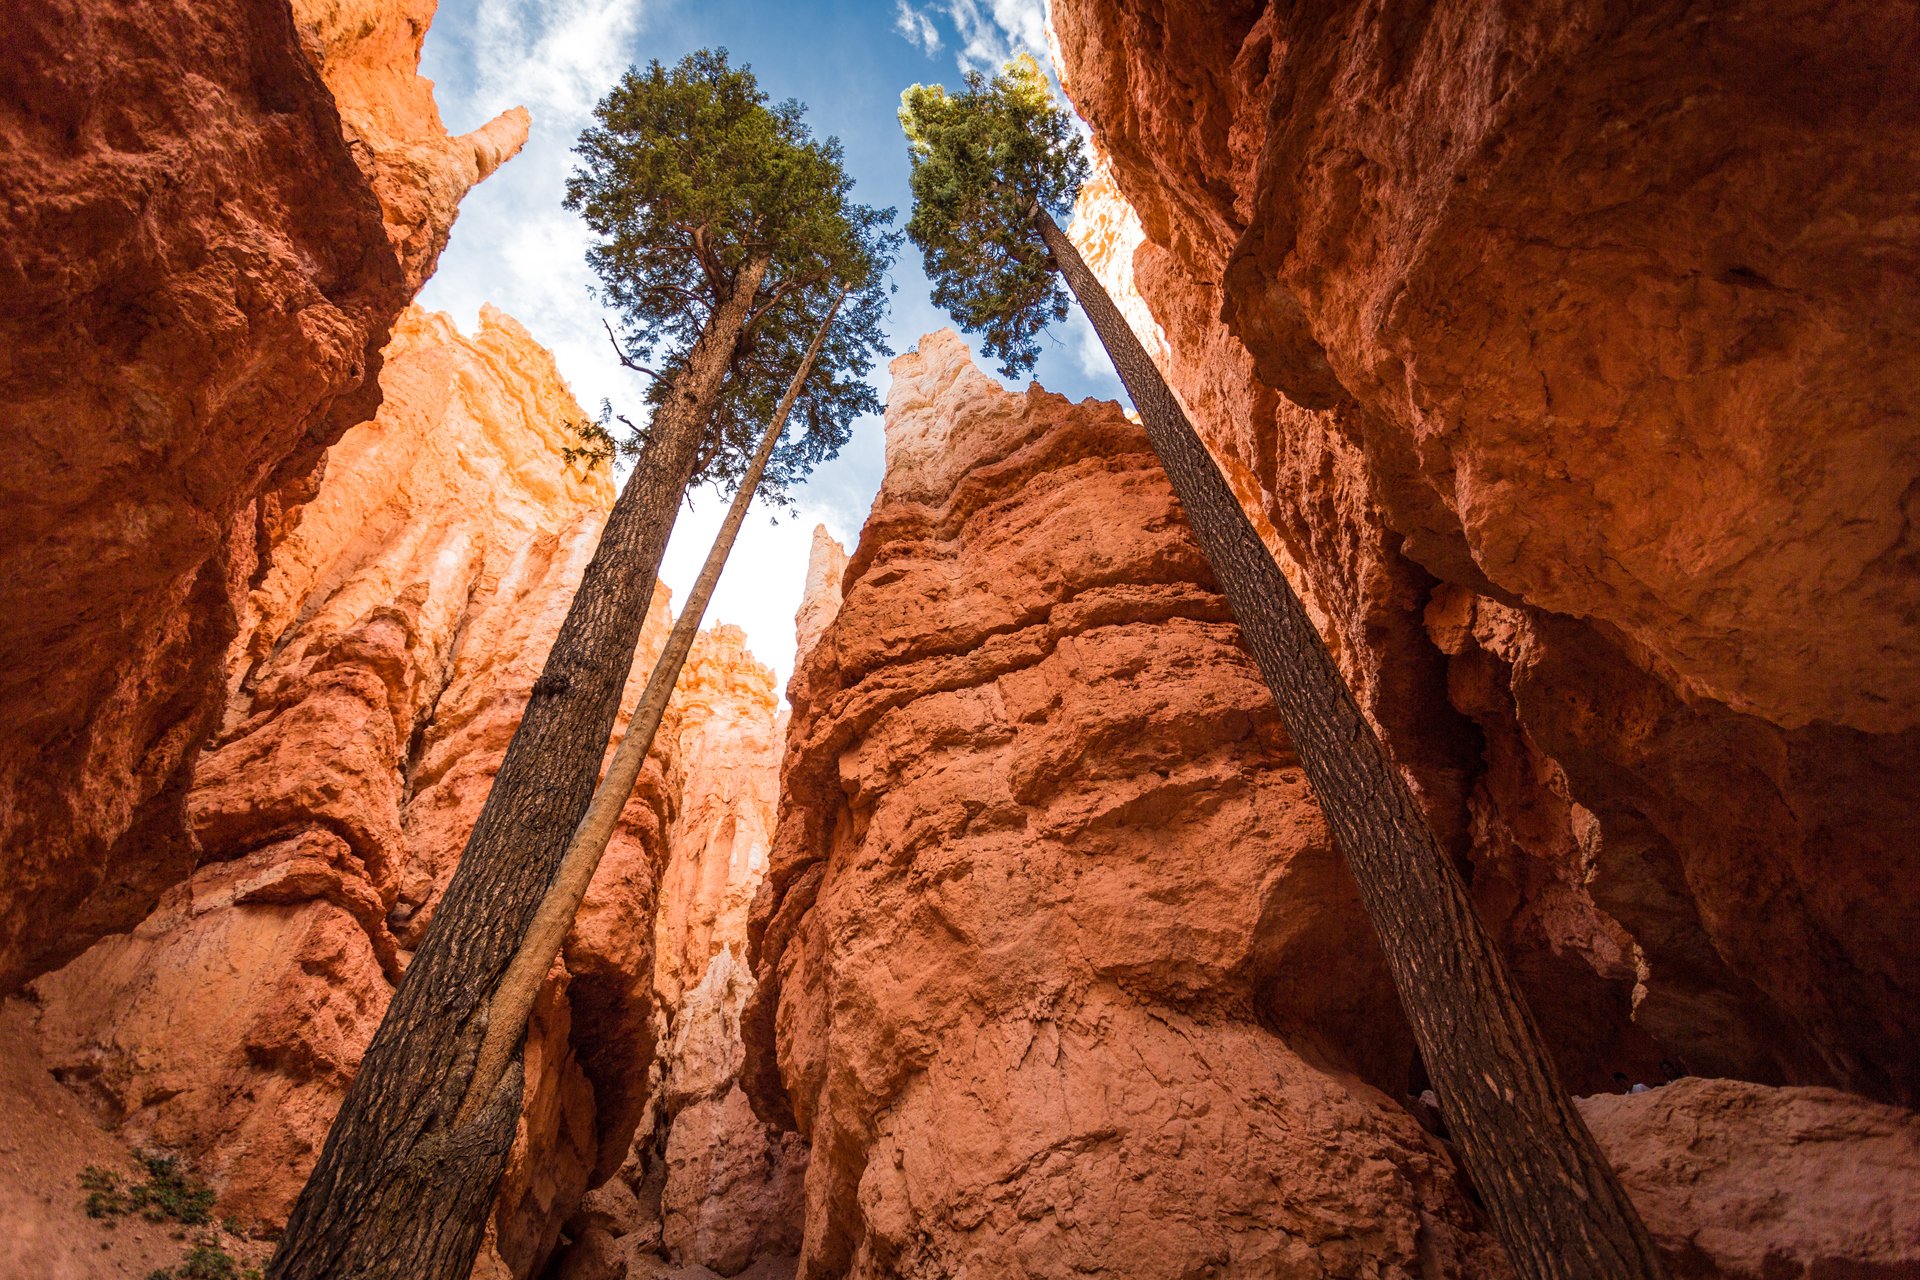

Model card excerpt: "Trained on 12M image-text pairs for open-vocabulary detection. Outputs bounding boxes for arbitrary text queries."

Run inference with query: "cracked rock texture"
[0,0,527,992]
[21,306,673,1278]
[1052,0,1920,1106]
[1577,1079,1920,1278]
[743,331,1499,1278]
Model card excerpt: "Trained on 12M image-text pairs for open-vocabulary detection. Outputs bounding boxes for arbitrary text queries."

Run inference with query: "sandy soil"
[0,1000,271,1277]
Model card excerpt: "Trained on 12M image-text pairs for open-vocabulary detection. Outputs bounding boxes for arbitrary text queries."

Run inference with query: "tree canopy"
[900,54,1088,378]
[566,48,894,495]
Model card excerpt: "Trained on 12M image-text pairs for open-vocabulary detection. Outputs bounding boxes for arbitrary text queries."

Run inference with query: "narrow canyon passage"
[2,1,1918,1278]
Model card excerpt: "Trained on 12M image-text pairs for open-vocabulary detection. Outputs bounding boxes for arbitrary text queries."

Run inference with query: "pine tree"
[269,50,889,1280]
[459,272,890,1122]
[900,55,1667,1280]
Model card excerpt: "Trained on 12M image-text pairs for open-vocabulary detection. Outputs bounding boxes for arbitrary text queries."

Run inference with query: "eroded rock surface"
[0,0,526,992]
[649,629,803,1276]
[553,628,803,1280]
[1579,1079,1920,1278]
[22,306,669,1274]
[743,331,1497,1278]
[1052,0,1920,1104]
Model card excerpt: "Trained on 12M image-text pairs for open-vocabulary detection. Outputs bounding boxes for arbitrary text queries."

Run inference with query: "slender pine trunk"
[455,285,850,1120]
[268,256,771,1280]
[1034,209,1666,1280]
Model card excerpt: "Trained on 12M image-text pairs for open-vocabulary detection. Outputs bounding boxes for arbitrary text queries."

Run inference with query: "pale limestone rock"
[793,526,849,664]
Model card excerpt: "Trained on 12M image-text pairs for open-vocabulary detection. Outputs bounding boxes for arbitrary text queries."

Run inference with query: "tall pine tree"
[899,55,1666,1280]
[270,50,890,1280]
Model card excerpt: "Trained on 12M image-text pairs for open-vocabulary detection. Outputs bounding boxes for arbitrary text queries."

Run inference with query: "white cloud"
[893,2,943,56]
[943,0,1048,74]
[462,0,650,120]
[1064,305,1113,383]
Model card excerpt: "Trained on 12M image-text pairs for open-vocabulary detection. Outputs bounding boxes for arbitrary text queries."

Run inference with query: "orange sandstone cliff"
[739,330,1920,1279]
[14,305,679,1278]
[1050,0,1920,1107]
[0,0,527,991]
[1,3,1918,1276]
[742,331,1501,1277]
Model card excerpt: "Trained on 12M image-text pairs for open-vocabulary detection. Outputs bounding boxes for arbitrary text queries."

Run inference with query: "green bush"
[147,1236,261,1280]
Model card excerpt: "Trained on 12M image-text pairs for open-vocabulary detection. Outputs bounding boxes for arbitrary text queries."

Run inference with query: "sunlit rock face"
[0,0,527,992]
[289,0,531,291]
[1052,0,1920,1105]
[23,306,670,1276]
[652,627,804,1275]
[549,627,803,1280]
[653,628,785,1016]
[742,331,1498,1279]
[793,525,851,664]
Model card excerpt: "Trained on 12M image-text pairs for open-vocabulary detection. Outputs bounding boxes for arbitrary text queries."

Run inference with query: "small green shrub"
[79,1150,215,1227]
[146,1235,261,1280]
[83,1155,257,1280]
[130,1152,215,1225]
[80,1165,130,1221]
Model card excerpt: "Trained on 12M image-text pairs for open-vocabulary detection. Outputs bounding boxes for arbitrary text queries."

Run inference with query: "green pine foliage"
[900,54,1089,378]
[565,48,895,499]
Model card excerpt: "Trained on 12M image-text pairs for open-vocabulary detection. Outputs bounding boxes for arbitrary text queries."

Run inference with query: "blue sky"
[416,0,1123,689]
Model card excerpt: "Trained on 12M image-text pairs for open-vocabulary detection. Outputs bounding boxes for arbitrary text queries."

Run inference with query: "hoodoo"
[2,2,1917,1277]
[741,330,1502,1276]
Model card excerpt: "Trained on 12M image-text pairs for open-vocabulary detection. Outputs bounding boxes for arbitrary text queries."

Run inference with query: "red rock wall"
[552,627,805,1279]
[744,331,1501,1278]
[1577,1079,1920,1279]
[0,0,526,991]
[1051,0,1920,1104]
[21,306,670,1277]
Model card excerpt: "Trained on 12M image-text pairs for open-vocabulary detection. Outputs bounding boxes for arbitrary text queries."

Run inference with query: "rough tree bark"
[1035,208,1667,1280]
[267,256,772,1280]
[455,285,849,1121]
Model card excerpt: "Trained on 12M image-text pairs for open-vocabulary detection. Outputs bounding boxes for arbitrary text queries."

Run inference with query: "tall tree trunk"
[1034,209,1666,1280]
[268,256,771,1280]
[456,285,849,1121]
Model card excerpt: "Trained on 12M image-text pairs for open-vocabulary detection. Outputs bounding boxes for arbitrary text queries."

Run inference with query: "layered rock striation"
[0,0,527,991]
[744,332,1500,1277]
[1052,0,1920,1104]
[21,306,673,1276]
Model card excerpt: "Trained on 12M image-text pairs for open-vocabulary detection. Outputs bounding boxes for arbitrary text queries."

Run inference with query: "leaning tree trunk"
[455,284,850,1121]
[1034,209,1666,1280]
[268,255,772,1280]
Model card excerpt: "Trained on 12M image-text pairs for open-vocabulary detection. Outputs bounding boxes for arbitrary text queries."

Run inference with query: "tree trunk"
[268,255,771,1280]
[1034,209,1666,1280]
[455,285,849,1122]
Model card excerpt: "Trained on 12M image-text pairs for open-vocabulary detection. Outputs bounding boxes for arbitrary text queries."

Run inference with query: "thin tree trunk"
[455,284,849,1122]
[1035,208,1666,1280]
[268,255,772,1280]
